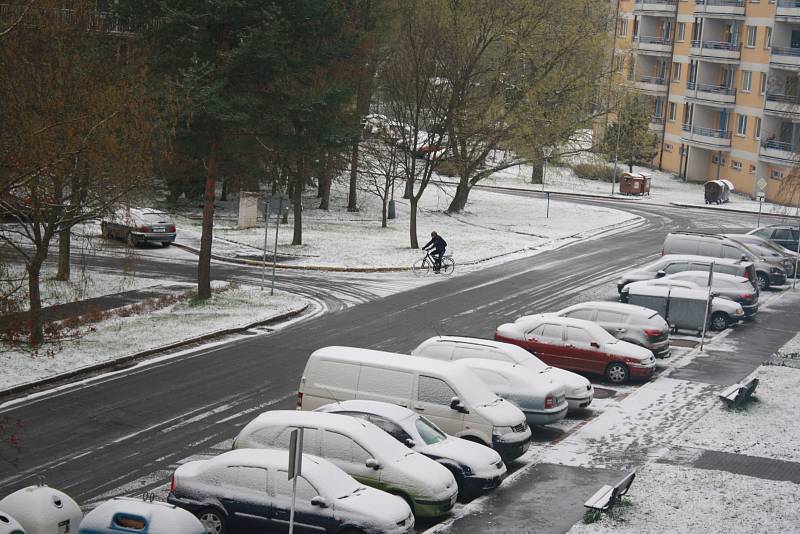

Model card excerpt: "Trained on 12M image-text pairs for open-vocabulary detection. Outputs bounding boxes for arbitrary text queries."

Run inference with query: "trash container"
[79,498,205,534]
[704,179,733,204]
[0,484,82,534]
[0,511,25,534]
[626,285,710,333]
[619,172,650,196]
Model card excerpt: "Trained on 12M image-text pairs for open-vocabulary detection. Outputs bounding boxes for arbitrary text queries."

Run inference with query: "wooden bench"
[719,377,759,408]
[584,471,636,512]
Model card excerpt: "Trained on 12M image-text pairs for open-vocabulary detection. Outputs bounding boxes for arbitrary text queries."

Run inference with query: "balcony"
[635,75,669,94]
[759,139,798,164]
[771,46,800,69]
[694,0,745,17]
[649,116,665,130]
[685,81,737,106]
[633,0,678,16]
[764,93,800,117]
[681,123,732,149]
[690,40,741,62]
[634,35,673,55]
[776,0,800,21]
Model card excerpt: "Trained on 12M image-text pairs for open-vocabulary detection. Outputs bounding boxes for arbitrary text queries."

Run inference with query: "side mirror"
[590,341,600,349]
[366,458,381,470]
[741,255,748,261]
[404,438,416,448]
[310,496,328,508]
[656,270,666,278]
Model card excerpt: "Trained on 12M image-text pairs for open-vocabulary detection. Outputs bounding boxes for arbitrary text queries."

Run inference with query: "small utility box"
[0,484,82,534]
[238,191,261,229]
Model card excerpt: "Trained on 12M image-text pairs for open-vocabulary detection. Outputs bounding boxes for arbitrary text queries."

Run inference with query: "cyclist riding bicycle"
[423,231,447,273]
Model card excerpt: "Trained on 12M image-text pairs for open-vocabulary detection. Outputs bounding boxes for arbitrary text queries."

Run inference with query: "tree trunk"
[409,196,419,249]
[628,161,634,172]
[347,142,359,211]
[283,179,292,224]
[291,158,304,245]
[381,194,388,228]
[529,155,543,185]
[446,178,471,213]
[319,172,331,210]
[220,177,228,201]
[197,135,220,300]
[403,176,414,199]
[27,254,45,346]
[56,225,71,280]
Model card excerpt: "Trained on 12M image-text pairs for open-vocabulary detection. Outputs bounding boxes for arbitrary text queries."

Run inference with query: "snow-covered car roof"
[316,399,416,423]
[78,497,205,533]
[556,301,660,317]
[627,279,699,291]
[626,284,711,300]
[511,314,615,340]
[653,254,752,266]
[453,358,564,395]
[665,271,748,284]
[413,336,532,357]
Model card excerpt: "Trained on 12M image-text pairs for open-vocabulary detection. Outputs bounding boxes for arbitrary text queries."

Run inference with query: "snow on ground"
[472,157,798,217]
[180,178,636,268]
[675,365,800,463]
[0,284,308,391]
[567,461,800,534]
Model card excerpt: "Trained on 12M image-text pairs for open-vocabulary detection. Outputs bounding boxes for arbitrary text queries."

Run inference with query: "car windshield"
[305,459,364,499]
[140,212,171,224]
[414,416,447,445]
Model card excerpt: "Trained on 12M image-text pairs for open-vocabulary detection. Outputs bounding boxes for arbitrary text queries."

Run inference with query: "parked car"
[168,448,414,534]
[626,285,744,332]
[232,411,457,518]
[624,271,759,317]
[100,208,177,247]
[410,336,594,411]
[552,302,670,358]
[748,225,800,252]
[495,316,656,384]
[315,400,506,498]
[724,233,797,278]
[453,359,568,426]
[662,232,786,290]
[299,347,532,461]
[79,498,205,534]
[617,254,756,293]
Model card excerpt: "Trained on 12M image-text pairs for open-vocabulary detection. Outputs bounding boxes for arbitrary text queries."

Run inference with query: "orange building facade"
[613,0,800,203]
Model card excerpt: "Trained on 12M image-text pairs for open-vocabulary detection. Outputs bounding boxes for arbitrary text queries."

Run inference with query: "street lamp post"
[541,145,553,192]
[611,121,622,196]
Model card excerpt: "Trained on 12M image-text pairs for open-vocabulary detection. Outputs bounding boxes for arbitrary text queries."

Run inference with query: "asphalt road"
[0,195,790,510]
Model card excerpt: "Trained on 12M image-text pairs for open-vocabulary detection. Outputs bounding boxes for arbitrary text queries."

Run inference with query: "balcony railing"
[682,124,732,138]
[695,0,744,6]
[772,46,800,57]
[638,76,668,85]
[635,0,678,5]
[778,0,800,7]
[763,139,793,151]
[650,116,665,125]
[691,40,742,51]
[635,35,673,45]
[686,82,736,95]
[766,92,800,104]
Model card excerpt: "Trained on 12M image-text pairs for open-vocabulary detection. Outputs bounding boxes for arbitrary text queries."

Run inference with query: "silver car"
[453,359,569,426]
[724,233,797,278]
[618,254,757,293]
[168,449,414,534]
[101,207,177,247]
[553,302,671,358]
[662,271,759,317]
[316,400,507,498]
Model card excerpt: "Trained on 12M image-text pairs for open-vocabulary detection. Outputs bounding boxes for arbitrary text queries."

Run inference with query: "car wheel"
[161,241,171,247]
[605,362,629,384]
[710,311,729,331]
[756,272,769,291]
[197,508,226,534]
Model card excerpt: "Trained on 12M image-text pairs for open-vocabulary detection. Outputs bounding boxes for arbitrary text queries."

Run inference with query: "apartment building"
[613,0,800,203]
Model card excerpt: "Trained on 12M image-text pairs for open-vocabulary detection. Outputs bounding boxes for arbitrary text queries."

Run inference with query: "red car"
[495,315,656,384]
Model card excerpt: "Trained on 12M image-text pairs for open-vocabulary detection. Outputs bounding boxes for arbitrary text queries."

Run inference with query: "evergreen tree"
[602,93,659,173]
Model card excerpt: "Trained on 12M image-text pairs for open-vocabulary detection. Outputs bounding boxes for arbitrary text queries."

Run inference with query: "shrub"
[572,163,625,183]
[434,159,459,177]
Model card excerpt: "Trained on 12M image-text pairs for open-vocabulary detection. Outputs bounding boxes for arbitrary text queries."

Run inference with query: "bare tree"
[359,130,403,227]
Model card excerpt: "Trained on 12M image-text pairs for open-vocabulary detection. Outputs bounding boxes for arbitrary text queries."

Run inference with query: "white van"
[412,336,594,411]
[298,347,532,461]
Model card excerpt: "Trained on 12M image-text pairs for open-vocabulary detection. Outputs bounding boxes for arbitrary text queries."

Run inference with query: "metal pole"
[270,198,283,296]
[261,201,270,291]
[612,121,621,196]
[699,262,714,351]
[546,192,550,218]
[542,157,547,192]
[794,219,800,290]
[757,197,763,227]
[288,470,298,534]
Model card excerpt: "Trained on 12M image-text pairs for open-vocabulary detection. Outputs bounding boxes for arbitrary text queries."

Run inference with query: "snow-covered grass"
[567,462,800,534]
[0,283,308,391]
[675,365,800,463]
[184,178,636,268]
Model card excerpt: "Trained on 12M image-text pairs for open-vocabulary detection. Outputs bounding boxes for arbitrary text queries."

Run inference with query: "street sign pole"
[261,201,271,291]
[757,196,763,227]
[794,220,800,290]
[699,263,714,351]
[271,196,287,296]
[546,192,550,218]
[288,428,304,534]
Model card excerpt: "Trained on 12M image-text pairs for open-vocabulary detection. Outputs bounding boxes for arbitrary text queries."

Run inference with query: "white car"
[315,400,506,497]
[232,410,458,518]
[168,449,413,534]
[411,336,594,410]
[453,359,568,425]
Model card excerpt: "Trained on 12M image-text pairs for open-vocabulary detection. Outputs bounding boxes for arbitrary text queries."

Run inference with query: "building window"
[619,19,628,37]
[665,143,673,152]
[672,63,682,82]
[713,155,727,165]
[669,102,677,121]
[737,115,747,136]
[755,117,762,139]
[771,169,784,180]
[749,164,757,174]
[677,22,686,42]
[615,56,624,73]
[741,70,752,92]
[760,73,767,95]
[731,160,742,170]
[746,26,757,47]
[765,27,772,49]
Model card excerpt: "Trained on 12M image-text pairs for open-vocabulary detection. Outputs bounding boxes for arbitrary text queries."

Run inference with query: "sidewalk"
[432,290,800,534]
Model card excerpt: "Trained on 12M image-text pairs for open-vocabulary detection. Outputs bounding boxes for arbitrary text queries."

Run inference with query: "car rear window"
[141,212,171,224]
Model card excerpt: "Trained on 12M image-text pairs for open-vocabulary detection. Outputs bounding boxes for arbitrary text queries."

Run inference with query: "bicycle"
[412,251,455,276]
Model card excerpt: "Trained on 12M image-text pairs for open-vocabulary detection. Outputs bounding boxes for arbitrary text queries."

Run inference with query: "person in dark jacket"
[423,231,447,272]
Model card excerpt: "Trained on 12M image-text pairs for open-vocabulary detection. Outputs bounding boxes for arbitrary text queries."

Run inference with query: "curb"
[669,202,800,219]
[0,304,310,400]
